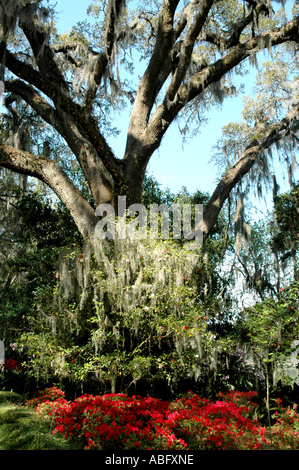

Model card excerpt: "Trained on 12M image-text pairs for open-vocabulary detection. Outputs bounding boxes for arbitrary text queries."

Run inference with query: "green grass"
[0,391,76,450]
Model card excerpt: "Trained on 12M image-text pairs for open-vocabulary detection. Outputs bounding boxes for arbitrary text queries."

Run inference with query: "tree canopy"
[0,0,298,239]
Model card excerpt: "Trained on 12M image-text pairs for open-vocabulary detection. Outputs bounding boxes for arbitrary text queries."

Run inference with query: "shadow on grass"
[0,391,77,450]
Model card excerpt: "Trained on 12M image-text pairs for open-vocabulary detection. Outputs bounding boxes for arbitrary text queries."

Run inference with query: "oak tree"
[0,0,298,240]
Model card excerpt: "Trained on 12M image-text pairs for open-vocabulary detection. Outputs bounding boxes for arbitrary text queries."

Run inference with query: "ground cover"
[0,391,76,450]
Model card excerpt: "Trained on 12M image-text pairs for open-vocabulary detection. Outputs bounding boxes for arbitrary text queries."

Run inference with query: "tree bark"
[0,144,98,238]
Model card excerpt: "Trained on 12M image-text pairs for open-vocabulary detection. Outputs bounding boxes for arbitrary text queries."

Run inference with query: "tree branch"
[186,16,299,103]
[18,3,69,93]
[82,0,127,113]
[166,0,214,101]
[5,79,61,131]
[3,50,121,201]
[173,0,201,41]
[0,144,99,237]
[3,48,48,96]
[3,47,83,118]
[52,44,79,67]
[5,79,115,205]
[83,51,108,113]
[191,103,299,241]
[145,15,299,151]
[125,0,180,153]
[226,0,268,47]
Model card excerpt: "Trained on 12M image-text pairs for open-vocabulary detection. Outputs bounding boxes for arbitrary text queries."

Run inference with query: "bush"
[26,387,67,408]
[25,388,299,450]
[267,398,299,449]
[217,391,260,420]
[166,391,265,450]
[24,387,299,450]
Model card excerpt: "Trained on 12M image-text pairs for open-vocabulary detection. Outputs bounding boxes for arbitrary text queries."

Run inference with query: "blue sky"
[48,1,298,216]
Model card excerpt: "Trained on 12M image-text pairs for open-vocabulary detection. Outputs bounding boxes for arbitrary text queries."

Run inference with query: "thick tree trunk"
[113,177,144,209]
[117,158,148,208]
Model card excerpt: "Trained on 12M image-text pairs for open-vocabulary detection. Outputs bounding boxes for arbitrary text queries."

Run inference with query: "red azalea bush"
[26,387,68,408]
[52,393,187,450]
[26,388,299,450]
[217,391,260,420]
[26,387,69,425]
[165,391,265,450]
[267,398,299,449]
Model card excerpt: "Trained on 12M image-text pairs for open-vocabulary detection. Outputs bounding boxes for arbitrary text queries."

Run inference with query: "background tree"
[0,0,298,239]
[234,281,299,438]
[271,183,299,283]
[209,183,299,311]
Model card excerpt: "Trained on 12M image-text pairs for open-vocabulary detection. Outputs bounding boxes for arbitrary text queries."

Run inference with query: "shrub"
[26,388,299,450]
[26,387,67,408]
[218,391,260,420]
[4,358,21,372]
[165,391,265,450]
[267,398,299,449]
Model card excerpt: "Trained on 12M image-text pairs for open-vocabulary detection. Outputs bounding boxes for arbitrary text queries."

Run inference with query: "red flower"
[32,388,277,451]
[4,358,21,371]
